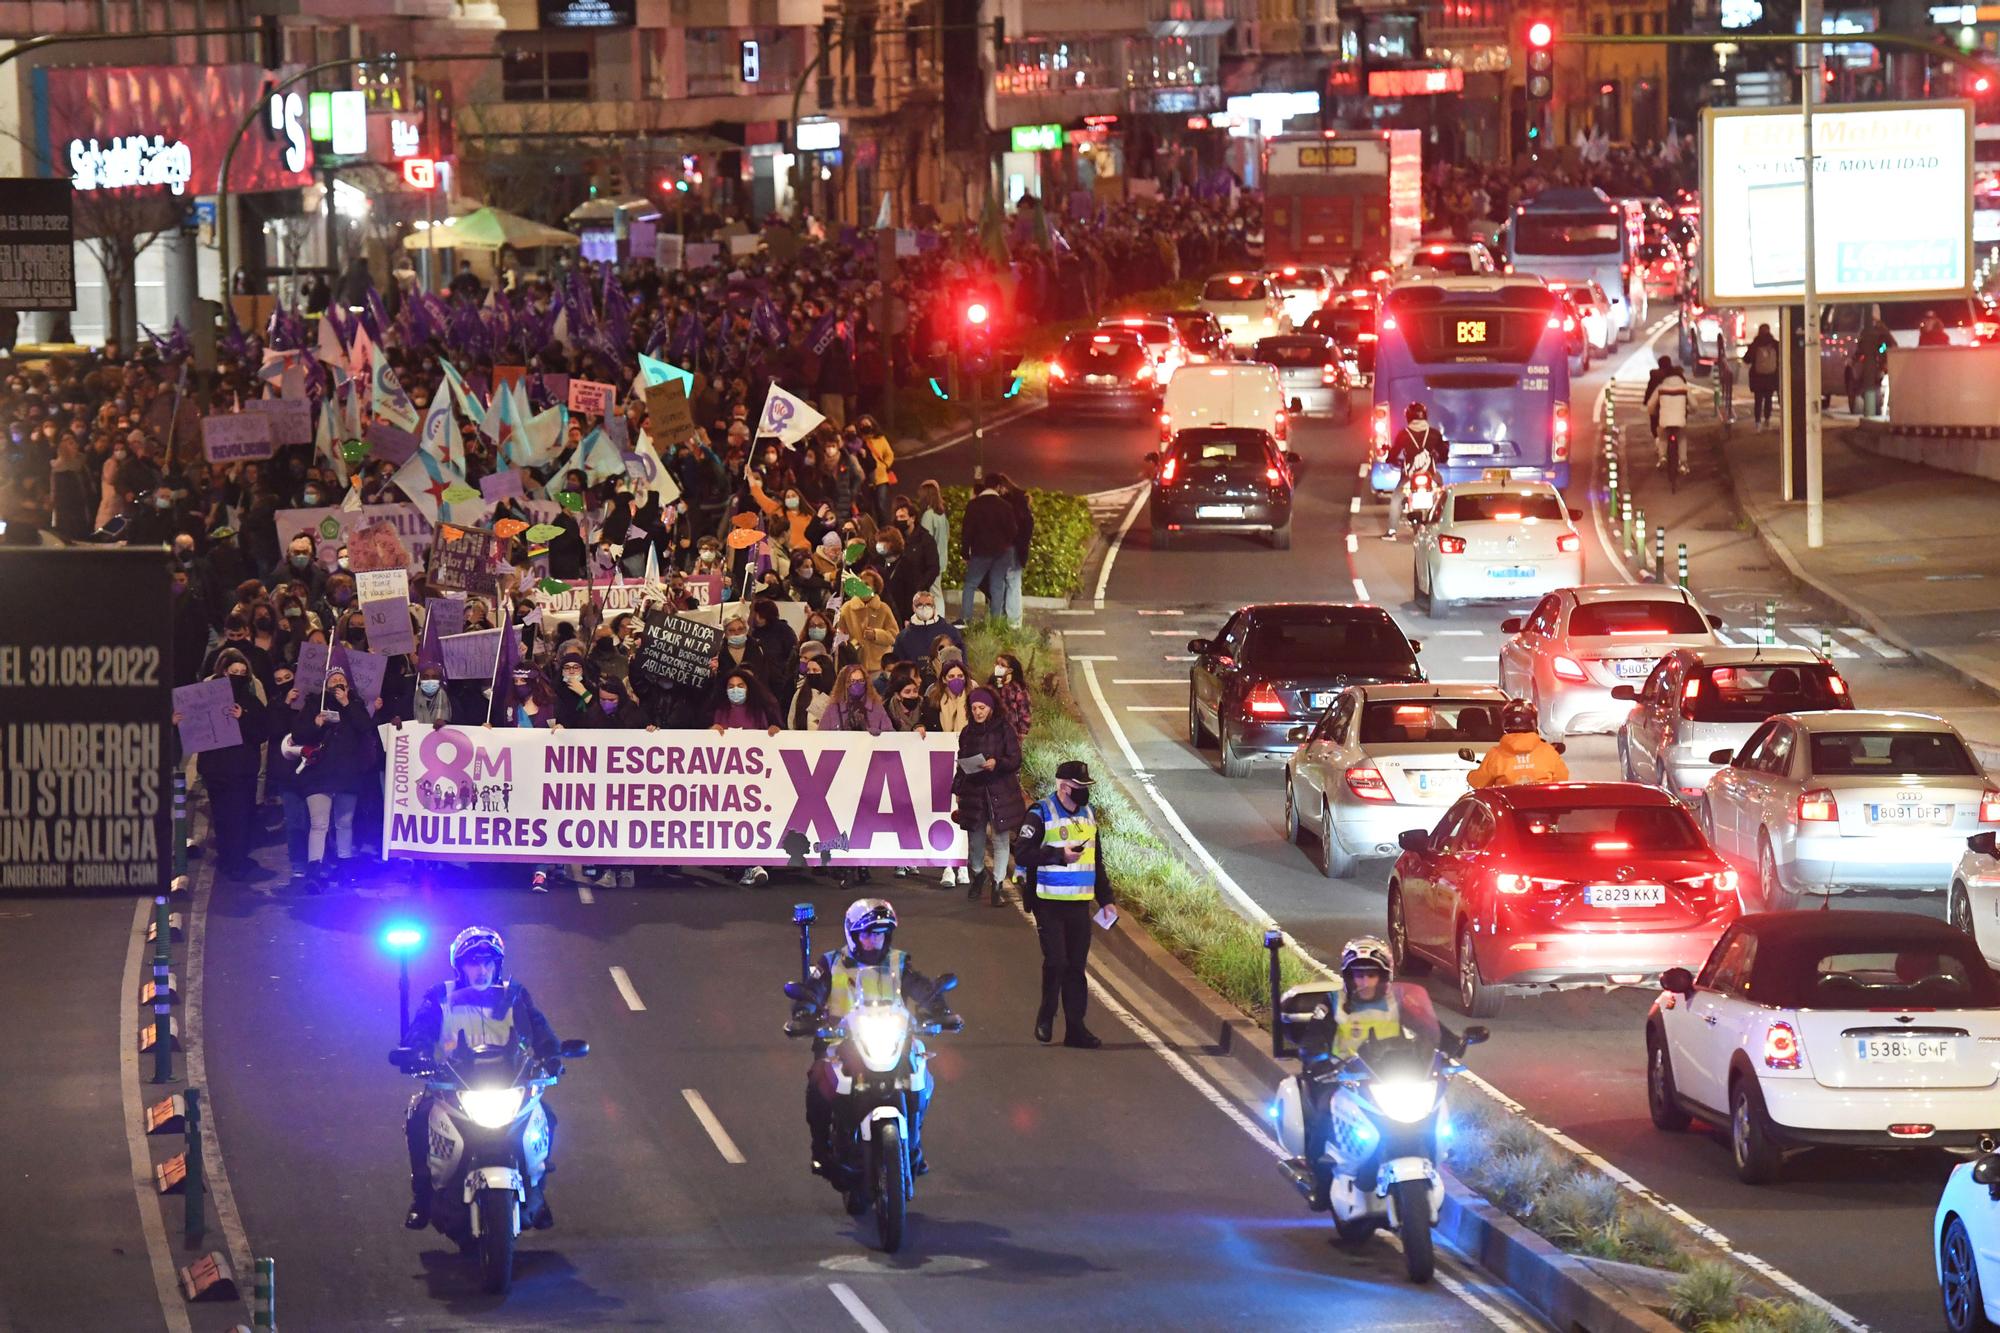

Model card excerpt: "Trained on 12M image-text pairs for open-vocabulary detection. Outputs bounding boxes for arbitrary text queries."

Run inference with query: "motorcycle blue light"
[383,923,424,953]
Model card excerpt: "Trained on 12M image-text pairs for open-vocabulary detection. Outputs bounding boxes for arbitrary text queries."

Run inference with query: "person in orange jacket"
[1467,699,1569,788]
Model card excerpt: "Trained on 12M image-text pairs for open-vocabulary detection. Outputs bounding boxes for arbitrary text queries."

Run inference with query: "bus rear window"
[1451,492,1566,523]
[1514,214,1622,256]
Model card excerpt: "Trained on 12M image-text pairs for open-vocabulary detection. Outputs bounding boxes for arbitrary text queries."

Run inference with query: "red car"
[1386,782,1740,1017]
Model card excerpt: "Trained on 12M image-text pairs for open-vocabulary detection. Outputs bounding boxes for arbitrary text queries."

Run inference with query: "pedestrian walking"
[1014,760,1113,1049]
[1746,324,1781,428]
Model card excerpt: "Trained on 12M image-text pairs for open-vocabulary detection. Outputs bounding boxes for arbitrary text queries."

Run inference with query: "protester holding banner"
[818,664,891,735]
[953,687,1026,904]
[291,666,381,890]
[788,643,835,731]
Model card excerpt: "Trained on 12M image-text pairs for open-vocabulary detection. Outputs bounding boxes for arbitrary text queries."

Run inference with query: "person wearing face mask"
[266,536,329,600]
[952,687,1026,905]
[411,666,452,725]
[989,651,1032,740]
[314,573,357,632]
[589,675,648,728]
[552,651,599,728]
[290,666,381,891]
[202,612,274,685]
[882,666,930,737]
[1014,761,1114,1049]
[264,667,312,885]
[747,598,796,694]
[927,661,971,733]
[708,668,785,886]
[869,526,928,624]
[788,548,833,608]
[835,569,898,675]
[889,498,941,600]
[717,613,769,686]
[817,664,891,735]
[171,534,219,620]
[892,592,963,667]
[184,649,269,880]
[788,643,835,730]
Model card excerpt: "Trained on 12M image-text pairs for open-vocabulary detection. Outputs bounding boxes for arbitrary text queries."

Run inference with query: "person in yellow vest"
[1466,698,1569,788]
[1289,936,1442,1210]
[790,899,955,1185]
[1014,760,1115,1049]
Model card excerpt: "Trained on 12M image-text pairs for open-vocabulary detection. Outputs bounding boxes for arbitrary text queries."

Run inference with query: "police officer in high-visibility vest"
[1015,760,1114,1049]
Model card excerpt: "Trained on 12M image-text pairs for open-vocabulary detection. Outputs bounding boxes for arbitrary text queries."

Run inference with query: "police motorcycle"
[1263,934,1485,1283]
[389,1031,589,1293]
[783,903,962,1254]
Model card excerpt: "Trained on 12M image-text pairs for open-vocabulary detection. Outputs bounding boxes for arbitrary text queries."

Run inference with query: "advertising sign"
[201,412,276,463]
[0,548,173,894]
[1009,123,1063,153]
[0,179,75,311]
[538,0,636,25]
[1701,102,1974,304]
[378,725,966,867]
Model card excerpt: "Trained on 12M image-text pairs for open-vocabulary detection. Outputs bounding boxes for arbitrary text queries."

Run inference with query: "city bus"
[1370,276,1574,488]
[1504,187,1646,342]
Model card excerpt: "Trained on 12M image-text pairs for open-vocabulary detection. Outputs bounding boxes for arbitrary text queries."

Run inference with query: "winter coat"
[818,693,893,734]
[1466,731,1569,788]
[960,490,1018,560]
[835,595,899,673]
[292,696,383,796]
[194,678,270,784]
[1645,373,1689,430]
[952,712,1026,830]
[893,615,962,667]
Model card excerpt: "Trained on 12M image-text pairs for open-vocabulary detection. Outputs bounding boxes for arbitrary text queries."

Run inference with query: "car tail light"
[1357,331,1377,342]
[1049,362,1068,381]
[1245,683,1286,718]
[1159,455,1178,485]
[1556,532,1581,553]
[1797,788,1838,822]
[1763,1021,1801,1070]
[1437,534,1466,554]
[1979,320,2000,341]
[1680,868,1740,899]
[1679,676,1701,718]
[1493,872,1531,895]
[1621,262,1632,279]
[1135,363,1155,381]
[1980,789,2000,823]
[1546,315,1562,330]
[1552,655,1588,683]
[1563,315,1576,332]
[1828,673,1847,697]
[1733,312,1746,341]
[1159,411,1172,442]
[1322,363,1339,385]
[1345,764,1393,802]
[1371,403,1390,451]
[1274,410,1289,441]
[1552,402,1570,461]
[1380,314,1397,331]
[1265,465,1284,484]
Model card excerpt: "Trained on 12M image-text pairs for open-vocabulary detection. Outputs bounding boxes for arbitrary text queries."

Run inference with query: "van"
[1159,362,1290,444]
[1819,298,1992,407]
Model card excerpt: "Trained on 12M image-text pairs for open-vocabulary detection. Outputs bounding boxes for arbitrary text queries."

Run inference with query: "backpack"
[1751,342,1778,376]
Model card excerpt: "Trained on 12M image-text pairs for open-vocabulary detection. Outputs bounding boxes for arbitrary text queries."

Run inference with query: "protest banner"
[172,678,241,754]
[656,232,684,270]
[566,379,615,416]
[378,725,964,867]
[684,574,725,607]
[424,597,466,640]
[686,241,720,269]
[277,499,559,572]
[480,469,527,504]
[536,581,656,623]
[202,412,275,463]
[338,647,388,710]
[365,422,418,466]
[428,523,504,594]
[348,520,411,574]
[634,612,720,688]
[244,396,313,444]
[439,628,503,680]
[644,379,694,443]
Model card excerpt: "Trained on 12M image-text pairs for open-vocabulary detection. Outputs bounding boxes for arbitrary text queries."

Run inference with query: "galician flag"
[486,376,530,468]
[439,359,485,426]
[543,427,623,498]
[755,383,826,446]
[315,397,348,487]
[316,314,345,375]
[393,440,468,527]
[419,392,462,476]
[372,347,422,433]
[636,353,694,395]
[627,429,682,508]
[518,401,566,470]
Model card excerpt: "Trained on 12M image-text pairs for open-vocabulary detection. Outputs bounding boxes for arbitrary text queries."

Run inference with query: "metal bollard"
[172,769,188,879]
[1764,599,1778,645]
[183,1087,205,1246]
[1821,627,1834,660]
[252,1256,276,1330]
[1632,506,1646,558]
[1621,496,1634,549]
[151,897,172,1084]
[1655,525,1667,576]
[1677,543,1689,588]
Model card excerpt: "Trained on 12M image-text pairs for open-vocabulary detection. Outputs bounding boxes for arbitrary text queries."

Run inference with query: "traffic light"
[1524,18,1555,152]
[959,294,995,376]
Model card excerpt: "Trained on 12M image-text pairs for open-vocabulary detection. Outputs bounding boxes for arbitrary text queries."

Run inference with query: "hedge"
[938,486,1094,601]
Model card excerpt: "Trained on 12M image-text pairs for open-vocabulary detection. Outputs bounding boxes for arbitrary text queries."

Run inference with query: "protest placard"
[439,628,504,680]
[348,520,411,574]
[635,612,721,688]
[365,422,418,466]
[355,568,409,604]
[644,379,694,443]
[480,470,527,504]
[656,233,684,270]
[364,598,416,656]
[244,396,312,444]
[686,241,720,269]
[427,523,503,594]
[172,678,241,753]
[337,647,389,711]
[202,413,275,464]
[566,379,615,416]
[425,597,466,640]
[295,641,331,696]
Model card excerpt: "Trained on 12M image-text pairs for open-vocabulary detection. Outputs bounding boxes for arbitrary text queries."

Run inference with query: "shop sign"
[1009,123,1063,152]
[329,90,367,156]
[391,118,421,157]
[68,135,193,195]
[797,119,841,151]
[1367,67,1465,97]
[37,65,315,197]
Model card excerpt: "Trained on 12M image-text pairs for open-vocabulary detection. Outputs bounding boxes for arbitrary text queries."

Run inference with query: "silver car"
[1702,711,2000,909]
[1498,586,1722,740]
[1615,646,1851,799]
[1283,683,1508,877]
[1251,334,1351,419]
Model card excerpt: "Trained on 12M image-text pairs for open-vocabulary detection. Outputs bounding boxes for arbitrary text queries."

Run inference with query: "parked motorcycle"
[390,1033,589,1294]
[1265,957,1484,1283]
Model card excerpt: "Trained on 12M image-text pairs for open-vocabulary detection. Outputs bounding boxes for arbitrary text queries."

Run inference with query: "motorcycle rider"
[1384,402,1443,541]
[789,899,955,1185]
[402,927,565,1231]
[1286,937,1443,1209]
[1467,698,1569,788]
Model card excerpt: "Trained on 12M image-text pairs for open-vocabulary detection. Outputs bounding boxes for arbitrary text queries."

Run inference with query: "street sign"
[1009,123,1063,152]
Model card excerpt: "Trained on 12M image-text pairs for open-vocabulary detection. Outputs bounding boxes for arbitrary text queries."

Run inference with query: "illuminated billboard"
[1701,101,1973,304]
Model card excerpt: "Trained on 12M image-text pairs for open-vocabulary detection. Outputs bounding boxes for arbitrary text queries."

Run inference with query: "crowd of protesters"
[1421,138,1697,243]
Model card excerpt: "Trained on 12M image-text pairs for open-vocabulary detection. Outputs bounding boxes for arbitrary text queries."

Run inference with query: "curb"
[1089,867,1681,1333]
[896,397,1045,462]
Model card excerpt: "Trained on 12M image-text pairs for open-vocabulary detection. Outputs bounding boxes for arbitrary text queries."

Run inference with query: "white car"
[1283,684,1508,878]
[1264,264,1334,327]
[1412,481,1582,620]
[1649,910,2000,1186]
[1950,831,2000,956]
[1198,272,1290,348]
[1096,316,1187,382]
[1935,1148,2000,1333]
[1401,240,1497,280]
[1547,279,1616,353]
[1615,646,1851,801]
[1498,586,1722,740]
[1702,710,2000,909]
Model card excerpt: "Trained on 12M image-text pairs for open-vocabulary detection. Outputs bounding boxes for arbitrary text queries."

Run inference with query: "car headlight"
[851,1008,911,1073]
[1369,1078,1440,1124]
[459,1087,525,1129]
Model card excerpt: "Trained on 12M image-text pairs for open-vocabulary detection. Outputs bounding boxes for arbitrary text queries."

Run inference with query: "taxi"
[1413,478,1583,619]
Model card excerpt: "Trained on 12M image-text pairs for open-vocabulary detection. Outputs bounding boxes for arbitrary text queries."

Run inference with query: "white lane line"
[829,1281,894,1333]
[680,1089,747,1164]
[1071,654,1119,662]
[1788,627,1859,659]
[1051,608,1096,616]
[1093,485,1151,610]
[120,899,195,1333]
[1064,629,1109,636]
[1345,533,1359,554]
[576,882,595,905]
[1437,629,1484,637]
[184,864,254,1277]
[1148,629,1188,637]
[1112,678,1185,685]
[1136,608,1184,616]
[1841,626,1911,660]
[1352,578,1370,601]
[1162,654,1195,662]
[609,966,647,1011]
[1463,655,1499,663]
[1124,705,1183,713]
[1350,496,1362,515]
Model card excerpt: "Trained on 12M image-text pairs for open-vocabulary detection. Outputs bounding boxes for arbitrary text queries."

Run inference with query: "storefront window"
[502,42,592,102]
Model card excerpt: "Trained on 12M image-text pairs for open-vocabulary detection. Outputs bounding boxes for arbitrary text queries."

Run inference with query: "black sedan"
[1046,328,1159,419]
[1166,309,1231,363]
[1146,427,1297,552]
[1187,603,1427,778]
[1302,300,1376,386]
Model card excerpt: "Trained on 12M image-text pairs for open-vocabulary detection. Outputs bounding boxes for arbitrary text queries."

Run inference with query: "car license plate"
[1868,803,1952,825]
[1453,442,1496,456]
[1411,769,1453,793]
[1612,658,1655,679]
[1308,692,1336,710]
[1585,883,1665,907]
[1856,1037,1956,1062]
[1085,374,1116,386]
[1197,504,1245,519]
[1491,565,1538,579]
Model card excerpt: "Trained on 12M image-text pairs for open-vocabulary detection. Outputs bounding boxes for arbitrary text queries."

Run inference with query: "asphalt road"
[1044,325,1999,1333]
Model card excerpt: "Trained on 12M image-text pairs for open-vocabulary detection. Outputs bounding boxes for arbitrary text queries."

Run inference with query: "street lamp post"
[1800,0,1827,549]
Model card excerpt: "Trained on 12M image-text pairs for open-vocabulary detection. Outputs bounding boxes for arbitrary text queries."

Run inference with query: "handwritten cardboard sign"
[480,469,527,504]
[635,611,721,689]
[244,396,313,445]
[202,413,275,464]
[428,523,503,594]
[365,422,418,466]
[348,520,411,574]
[645,379,694,444]
[440,627,503,680]
[173,678,241,753]
[567,379,616,416]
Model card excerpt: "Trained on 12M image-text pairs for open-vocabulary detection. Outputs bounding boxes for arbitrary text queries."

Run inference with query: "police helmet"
[449,926,505,977]
[843,898,898,956]
[1339,936,1394,995]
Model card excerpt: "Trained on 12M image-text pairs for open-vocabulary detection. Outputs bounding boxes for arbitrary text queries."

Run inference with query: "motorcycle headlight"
[459,1087,525,1129]
[850,1008,912,1073]
[1369,1078,1440,1124]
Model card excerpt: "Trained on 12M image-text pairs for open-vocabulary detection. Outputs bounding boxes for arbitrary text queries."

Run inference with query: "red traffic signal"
[1526,19,1554,48]
[964,300,991,327]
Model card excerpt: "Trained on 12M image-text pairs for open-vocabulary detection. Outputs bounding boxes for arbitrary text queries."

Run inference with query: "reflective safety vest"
[1031,794,1098,901]
[440,984,519,1050]
[1332,990,1405,1059]
[823,948,906,1020]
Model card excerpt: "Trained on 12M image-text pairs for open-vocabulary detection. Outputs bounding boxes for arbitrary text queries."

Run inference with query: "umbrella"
[402,207,581,252]
[565,196,656,225]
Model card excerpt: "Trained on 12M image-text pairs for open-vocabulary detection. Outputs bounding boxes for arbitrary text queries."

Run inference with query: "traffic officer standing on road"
[1015,760,1113,1049]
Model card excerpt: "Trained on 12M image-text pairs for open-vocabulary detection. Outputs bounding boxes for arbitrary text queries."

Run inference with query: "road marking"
[183,862,254,1279]
[1437,629,1483,637]
[1124,705,1183,713]
[1071,654,1119,661]
[1051,608,1096,616]
[1064,629,1109,636]
[1112,678,1185,685]
[576,882,595,904]
[1350,496,1362,515]
[830,1281,893,1333]
[681,1089,746,1164]
[1162,654,1195,662]
[897,398,1045,460]
[1463,655,1499,663]
[1352,578,1370,601]
[1787,627,1858,659]
[1135,608,1184,616]
[609,966,647,1011]
[1841,626,1911,660]
[120,898,196,1333]
[1092,485,1150,609]
[1345,533,1359,553]
[1148,629,1187,637]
